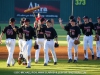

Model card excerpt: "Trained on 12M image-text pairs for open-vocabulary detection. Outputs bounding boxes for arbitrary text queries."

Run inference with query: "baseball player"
[0,18,19,67]
[59,18,81,63]
[78,16,94,60]
[44,20,58,66]
[58,16,74,51]
[94,17,100,59]
[35,18,46,63]
[17,17,27,65]
[19,18,36,68]
[61,16,75,43]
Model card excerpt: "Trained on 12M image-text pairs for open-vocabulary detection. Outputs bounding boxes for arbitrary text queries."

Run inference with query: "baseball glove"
[94,35,99,41]
[34,42,39,49]
[74,40,80,45]
[22,62,27,65]
[17,54,24,65]
[17,58,22,65]
[54,42,59,48]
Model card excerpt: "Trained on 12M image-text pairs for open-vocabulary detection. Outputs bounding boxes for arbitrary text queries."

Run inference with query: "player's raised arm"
[77,16,82,25]
[76,16,84,29]
[59,18,64,29]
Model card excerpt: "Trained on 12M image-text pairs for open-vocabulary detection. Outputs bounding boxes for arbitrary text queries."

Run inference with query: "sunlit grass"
[0,59,100,75]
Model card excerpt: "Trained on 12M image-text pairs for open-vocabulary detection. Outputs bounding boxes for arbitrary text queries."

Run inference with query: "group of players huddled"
[0,13,100,68]
[0,13,58,68]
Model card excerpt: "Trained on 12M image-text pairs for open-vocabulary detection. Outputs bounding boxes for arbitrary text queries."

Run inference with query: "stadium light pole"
[71,0,74,15]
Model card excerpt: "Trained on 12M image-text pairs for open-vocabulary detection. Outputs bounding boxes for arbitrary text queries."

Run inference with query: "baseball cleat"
[26,66,31,68]
[44,63,47,66]
[35,60,38,64]
[7,64,10,67]
[54,62,57,65]
[83,58,88,61]
[68,59,72,63]
[12,61,16,66]
[96,57,99,60]
[73,60,77,63]
[92,55,94,60]
[48,60,51,63]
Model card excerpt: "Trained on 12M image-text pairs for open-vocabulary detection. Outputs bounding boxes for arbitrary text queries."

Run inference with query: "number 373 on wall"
[75,0,86,5]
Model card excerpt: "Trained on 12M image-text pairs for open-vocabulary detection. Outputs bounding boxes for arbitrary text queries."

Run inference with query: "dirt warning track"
[0,46,96,60]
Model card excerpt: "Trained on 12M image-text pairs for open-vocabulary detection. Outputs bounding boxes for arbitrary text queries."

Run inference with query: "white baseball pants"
[44,40,57,64]
[35,38,44,62]
[66,35,70,42]
[6,38,15,65]
[18,39,24,55]
[83,35,94,59]
[68,38,78,60]
[23,39,32,67]
[96,36,100,57]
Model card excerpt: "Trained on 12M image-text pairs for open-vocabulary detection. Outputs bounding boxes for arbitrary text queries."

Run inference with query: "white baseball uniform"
[6,39,16,65]
[44,27,57,65]
[79,22,94,59]
[35,24,50,63]
[2,25,18,66]
[67,26,81,61]
[18,26,26,60]
[94,23,100,58]
[20,25,36,67]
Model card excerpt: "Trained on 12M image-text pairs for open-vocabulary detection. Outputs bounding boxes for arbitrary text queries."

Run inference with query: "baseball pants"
[66,35,70,42]
[35,38,44,62]
[44,39,57,64]
[68,38,78,60]
[18,39,24,55]
[83,35,94,59]
[6,38,15,65]
[23,39,32,67]
[96,36,100,57]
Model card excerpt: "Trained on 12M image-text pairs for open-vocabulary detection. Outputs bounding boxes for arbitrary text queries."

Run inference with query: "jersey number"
[46,33,50,37]
[26,33,29,36]
[71,32,75,35]
[7,29,13,35]
[87,29,90,32]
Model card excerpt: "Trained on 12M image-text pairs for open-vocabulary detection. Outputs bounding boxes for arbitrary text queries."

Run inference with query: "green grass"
[0,39,96,46]
[0,59,100,75]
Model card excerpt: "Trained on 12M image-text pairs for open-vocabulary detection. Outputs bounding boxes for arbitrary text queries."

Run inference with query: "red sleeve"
[36,16,42,21]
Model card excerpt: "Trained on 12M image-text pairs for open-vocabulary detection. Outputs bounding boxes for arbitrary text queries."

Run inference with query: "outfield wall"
[0,0,100,23]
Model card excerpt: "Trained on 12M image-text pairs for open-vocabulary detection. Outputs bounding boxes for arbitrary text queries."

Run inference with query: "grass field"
[0,59,100,75]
